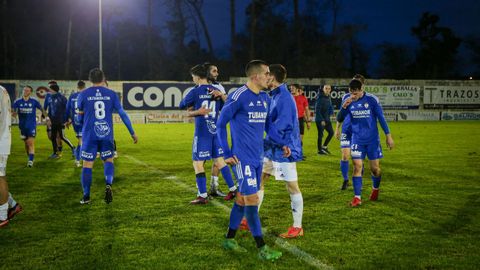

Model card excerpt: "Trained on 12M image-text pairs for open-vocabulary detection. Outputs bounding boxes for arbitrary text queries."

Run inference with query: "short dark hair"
[77,80,86,88]
[190,64,208,79]
[352,74,366,84]
[269,64,287,83]
[203,62,217,81]
[50,84,60,92]
[245,60,268,77]
[89,68,105,84]
[349,79,362,91]
[48,80,57,86]
[24,85,33,91]
[291,83,301,89]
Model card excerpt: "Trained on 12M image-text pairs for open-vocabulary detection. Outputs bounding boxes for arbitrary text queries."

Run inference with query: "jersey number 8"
[94,101,106,120]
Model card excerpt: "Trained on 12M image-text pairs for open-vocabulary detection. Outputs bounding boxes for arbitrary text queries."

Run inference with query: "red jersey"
[294,95,308,118]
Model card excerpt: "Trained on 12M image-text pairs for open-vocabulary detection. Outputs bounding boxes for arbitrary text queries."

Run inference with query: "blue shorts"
[192,135,223,161]
[232,161,262,196]
[340,132,352,149]
[350,141,383,160]
[81,140,114,161]
[73,124,82,138]
[19,126,36,139]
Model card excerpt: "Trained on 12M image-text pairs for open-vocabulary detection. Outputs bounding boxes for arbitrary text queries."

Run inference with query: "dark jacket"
[314,92,333,122]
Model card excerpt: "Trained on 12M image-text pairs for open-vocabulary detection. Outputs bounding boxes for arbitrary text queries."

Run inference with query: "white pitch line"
[125,155,334,270]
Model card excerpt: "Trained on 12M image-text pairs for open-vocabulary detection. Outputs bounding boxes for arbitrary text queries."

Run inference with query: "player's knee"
[286,181,301,194]
[371,167,381,177]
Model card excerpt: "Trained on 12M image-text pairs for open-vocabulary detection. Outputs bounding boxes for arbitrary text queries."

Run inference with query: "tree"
[411,12,461,79]
[376,43,413,79]
[185,0,214,57]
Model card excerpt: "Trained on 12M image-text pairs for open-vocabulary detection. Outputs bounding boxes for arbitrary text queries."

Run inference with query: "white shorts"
[0,155,8,177]
[262,157,298,182]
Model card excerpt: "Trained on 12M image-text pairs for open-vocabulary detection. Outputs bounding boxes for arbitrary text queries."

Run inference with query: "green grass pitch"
[1,121,479,269]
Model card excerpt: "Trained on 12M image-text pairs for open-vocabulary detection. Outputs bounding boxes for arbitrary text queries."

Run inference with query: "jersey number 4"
[94,101,106,120]
[201,100,216,118]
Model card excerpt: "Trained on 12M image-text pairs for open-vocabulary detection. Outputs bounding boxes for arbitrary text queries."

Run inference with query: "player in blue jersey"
[337,79,394,207]
[66,80,86,167]
[217,60,282,261]
[261,64,304,238]
[12,86,46,167]
[179,64,236,204]
[76,68,138,204]
[44,83,75,159]
[335,74,366,190]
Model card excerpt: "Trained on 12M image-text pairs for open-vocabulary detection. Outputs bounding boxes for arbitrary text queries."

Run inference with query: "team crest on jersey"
[206,119,217,134]
[94,120,111,138]
[364,103,369,108]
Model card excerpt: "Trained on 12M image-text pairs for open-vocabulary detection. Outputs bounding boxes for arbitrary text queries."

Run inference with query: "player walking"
[217,60,282,261]
[12,86,46,167]
[337,79,394,207]
[76,68,137,204]
[66,80,87,167]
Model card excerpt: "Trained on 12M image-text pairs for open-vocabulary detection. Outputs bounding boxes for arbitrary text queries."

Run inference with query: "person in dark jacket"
[44,83,74,159]
[315,85,334,155]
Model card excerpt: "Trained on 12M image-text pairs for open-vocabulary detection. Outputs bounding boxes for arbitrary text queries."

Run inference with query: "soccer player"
[337,79,394,207]
[44,83,75,158]
[335,74,366,190]
[12,86,46,167]
[261,64,304,238]
[66,80,86,167]
[179,64,236,204]
[217,60,282,261]
[0,85,23,228]
[290,83,310,160]
[76,68,138,204]
[203,62,231,198]
[315,85,334,155]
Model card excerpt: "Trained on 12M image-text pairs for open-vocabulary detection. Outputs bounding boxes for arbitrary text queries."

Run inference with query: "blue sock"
[228,203,245,230]
[28,154,34,161]
[352,176,362,196]
[76,145,81,161]
[104,162,114,185]
[245,205,263,237]
[340,160,349,181]
[196,173,207,195]
[81,168,93,197]
[220,166,235,189]
[372,175,381,189]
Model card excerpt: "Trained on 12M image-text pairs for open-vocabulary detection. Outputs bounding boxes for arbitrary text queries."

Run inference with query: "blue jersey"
[264,84,302,162]
[179,85,223,137]
[341,114,352,135]
[44,92,68,124]
[77,86,122,142]
[217,85,270,165]
[337,92,390,144]
[13,98,42,130]
[66,92,81,124]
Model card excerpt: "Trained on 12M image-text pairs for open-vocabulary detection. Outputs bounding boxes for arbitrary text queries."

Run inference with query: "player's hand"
[306,121,311,130]
[321,121,326,127]
[197,105,212,116]
[282,146,291,158]
[386,134,394,150]
[225,155,239,165]
[334,129,340,140]
[132,134,138,144]
[210,89,223,98]
[342,97,353,109]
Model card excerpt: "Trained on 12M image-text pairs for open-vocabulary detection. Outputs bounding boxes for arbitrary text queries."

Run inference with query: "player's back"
[78,86,120,142]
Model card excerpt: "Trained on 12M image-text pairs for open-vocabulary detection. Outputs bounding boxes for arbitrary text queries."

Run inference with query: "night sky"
[108,0,479,75]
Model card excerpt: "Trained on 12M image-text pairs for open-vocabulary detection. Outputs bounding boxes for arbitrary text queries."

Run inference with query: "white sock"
[200,193,208,198]
[211,176,219,187]
[0,202,8,220]
[257,190,265,211]
[8,192,16,208]
[229,185,237,192]
[290,193,303,228]
[355,195,361,199]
